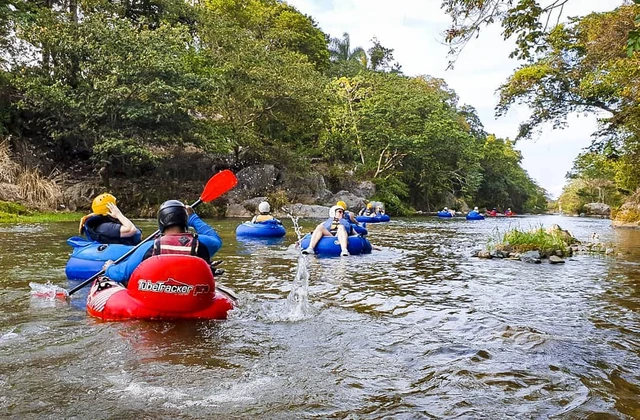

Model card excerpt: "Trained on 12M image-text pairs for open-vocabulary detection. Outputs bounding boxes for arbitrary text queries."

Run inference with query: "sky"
[284,0,624,199]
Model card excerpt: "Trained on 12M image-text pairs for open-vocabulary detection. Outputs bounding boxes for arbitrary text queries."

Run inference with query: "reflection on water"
[0,216,639,418]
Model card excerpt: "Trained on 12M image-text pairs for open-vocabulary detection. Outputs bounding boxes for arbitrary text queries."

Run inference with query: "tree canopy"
[0,0,546,213]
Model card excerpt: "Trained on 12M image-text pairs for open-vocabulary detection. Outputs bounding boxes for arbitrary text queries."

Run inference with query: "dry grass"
[0,140,19,183]
[17,169,63,210]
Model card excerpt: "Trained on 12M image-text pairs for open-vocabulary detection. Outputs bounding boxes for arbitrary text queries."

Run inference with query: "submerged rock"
[549,255,565,264]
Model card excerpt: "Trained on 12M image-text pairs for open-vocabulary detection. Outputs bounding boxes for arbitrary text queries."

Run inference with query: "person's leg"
[337,225,349,256]
[303,224,330,254]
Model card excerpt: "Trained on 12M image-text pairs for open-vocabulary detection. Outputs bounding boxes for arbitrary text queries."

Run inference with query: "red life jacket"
[152,233,199,256]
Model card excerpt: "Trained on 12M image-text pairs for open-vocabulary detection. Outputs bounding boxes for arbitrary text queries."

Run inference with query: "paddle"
[65,170,238,297]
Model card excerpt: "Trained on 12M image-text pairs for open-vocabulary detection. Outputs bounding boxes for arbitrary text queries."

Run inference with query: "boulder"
[613,191,640,228]
[520,250,541,264]
[287,204,330,219]
[351,181,376,199]
[329,191,366,210]
[231,164,279,201]
[583,202,610,216]
[549,255,565,264]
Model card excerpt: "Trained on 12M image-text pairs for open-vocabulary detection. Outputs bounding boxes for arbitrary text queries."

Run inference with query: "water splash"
[282,206,305,242]
[29,281,69,299]
[285,254,310,320]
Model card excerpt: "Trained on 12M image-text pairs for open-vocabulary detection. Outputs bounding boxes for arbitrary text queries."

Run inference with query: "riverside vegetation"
[0,1,638,223]
[479,224,613,263]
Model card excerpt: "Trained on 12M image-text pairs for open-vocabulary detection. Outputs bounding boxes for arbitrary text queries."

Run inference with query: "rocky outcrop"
[613,190,640,228]
[583,202,610,217]
[222,164,376,217]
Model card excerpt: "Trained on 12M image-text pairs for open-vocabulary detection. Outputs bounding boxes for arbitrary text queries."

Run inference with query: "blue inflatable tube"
[437,211,453,218]
[466,211,485,220]
[235,219,286,238]
[355,214,390,223]
[65,236,133,281]
[299,233,372,256]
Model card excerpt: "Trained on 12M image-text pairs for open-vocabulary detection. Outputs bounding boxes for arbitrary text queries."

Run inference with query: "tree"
[441,0,640,67]
[328,32,367,65]
[367,37,402,73]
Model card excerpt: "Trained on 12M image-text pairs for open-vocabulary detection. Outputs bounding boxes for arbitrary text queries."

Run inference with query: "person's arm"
[187,211,222,256]
[106,202,139,238]
[104,242,153,283]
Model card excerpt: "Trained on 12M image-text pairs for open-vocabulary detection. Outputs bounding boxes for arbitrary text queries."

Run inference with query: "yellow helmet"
[336,200,347,210]
[367,203,373,209]
[92,193,116,215]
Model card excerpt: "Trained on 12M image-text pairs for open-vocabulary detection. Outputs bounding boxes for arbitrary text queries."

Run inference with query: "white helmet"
[474,206,478,211]
[258,201,270,213]
[444,207,448,210]
[329,205,343,218]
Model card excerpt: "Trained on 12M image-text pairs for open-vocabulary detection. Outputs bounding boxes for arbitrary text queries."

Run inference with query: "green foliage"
[559,151,626,214]
[266,189,289,212]
[501,227,569,255]
[0,200,29,215]
[473,135,543,213]
[490,225,573,255]
[371,176,412,216]
[0,0,544,215]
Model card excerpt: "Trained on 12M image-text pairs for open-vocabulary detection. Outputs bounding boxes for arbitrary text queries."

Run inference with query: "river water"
[0,215,638,419]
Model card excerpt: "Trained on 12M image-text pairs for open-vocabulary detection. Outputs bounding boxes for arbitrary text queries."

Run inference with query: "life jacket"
[152,233,199,256]
[82,214,141,245]
[323,217,352,235]
[253,214,275,223]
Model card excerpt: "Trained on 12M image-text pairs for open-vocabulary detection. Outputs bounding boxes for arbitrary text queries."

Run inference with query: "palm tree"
[328,32,367,67]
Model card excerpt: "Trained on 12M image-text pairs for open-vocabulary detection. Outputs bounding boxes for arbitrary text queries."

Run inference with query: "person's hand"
[106,202,123,219]
[102,260,114,270]
[185,205,194,216]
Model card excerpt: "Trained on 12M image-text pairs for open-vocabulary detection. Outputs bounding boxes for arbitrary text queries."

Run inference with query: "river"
[0,215,638,418]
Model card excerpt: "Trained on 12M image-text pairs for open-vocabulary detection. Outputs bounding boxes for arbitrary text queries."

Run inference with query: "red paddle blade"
[200,170,238,203]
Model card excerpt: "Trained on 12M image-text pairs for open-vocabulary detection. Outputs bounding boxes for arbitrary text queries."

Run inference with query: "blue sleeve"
[104,242,153,283]
[189,214,222,256]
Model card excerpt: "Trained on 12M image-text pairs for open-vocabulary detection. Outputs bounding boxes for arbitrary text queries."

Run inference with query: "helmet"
[444,207,448,210]
[92,193,116,215]
[329,205,344,218]
[157,200,188,233]
[474,206,478,211]
[258,201,270,213]
[367,203,373,209]
[336,200,347,210]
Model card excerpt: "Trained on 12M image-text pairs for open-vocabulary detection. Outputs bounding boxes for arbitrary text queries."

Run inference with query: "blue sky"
[285,0,622,198]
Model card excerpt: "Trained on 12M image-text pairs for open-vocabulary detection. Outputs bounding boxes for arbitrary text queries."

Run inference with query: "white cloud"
[285,0,623,199]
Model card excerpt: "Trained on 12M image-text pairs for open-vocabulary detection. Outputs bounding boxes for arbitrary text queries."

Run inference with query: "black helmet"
[157,200,188,233]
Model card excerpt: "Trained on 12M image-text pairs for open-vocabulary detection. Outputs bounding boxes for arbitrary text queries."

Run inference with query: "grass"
[0,200,82,223]
[488,224,573,256]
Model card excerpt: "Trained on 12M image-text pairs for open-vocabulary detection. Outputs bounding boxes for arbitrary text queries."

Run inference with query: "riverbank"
[0,201,81,223]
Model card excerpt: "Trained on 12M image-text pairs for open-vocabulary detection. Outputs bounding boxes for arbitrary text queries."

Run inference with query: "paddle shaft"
[67,198,205,296]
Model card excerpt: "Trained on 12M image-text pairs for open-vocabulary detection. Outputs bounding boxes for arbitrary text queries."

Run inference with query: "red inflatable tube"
[86,255,235,321]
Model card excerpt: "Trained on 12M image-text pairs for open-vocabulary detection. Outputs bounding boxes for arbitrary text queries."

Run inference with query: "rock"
[231,164,279,201]
[549,255,565,264]
[546,224,579,244]
[520,250,541,264]
[350,181,376,199]
[583,202,610,216]
[612,190,640,228]
[330,191,365,210]
[225,203,253,218]
[286,204,331,219]
[477,250,492,259]
[0,182,21,202]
